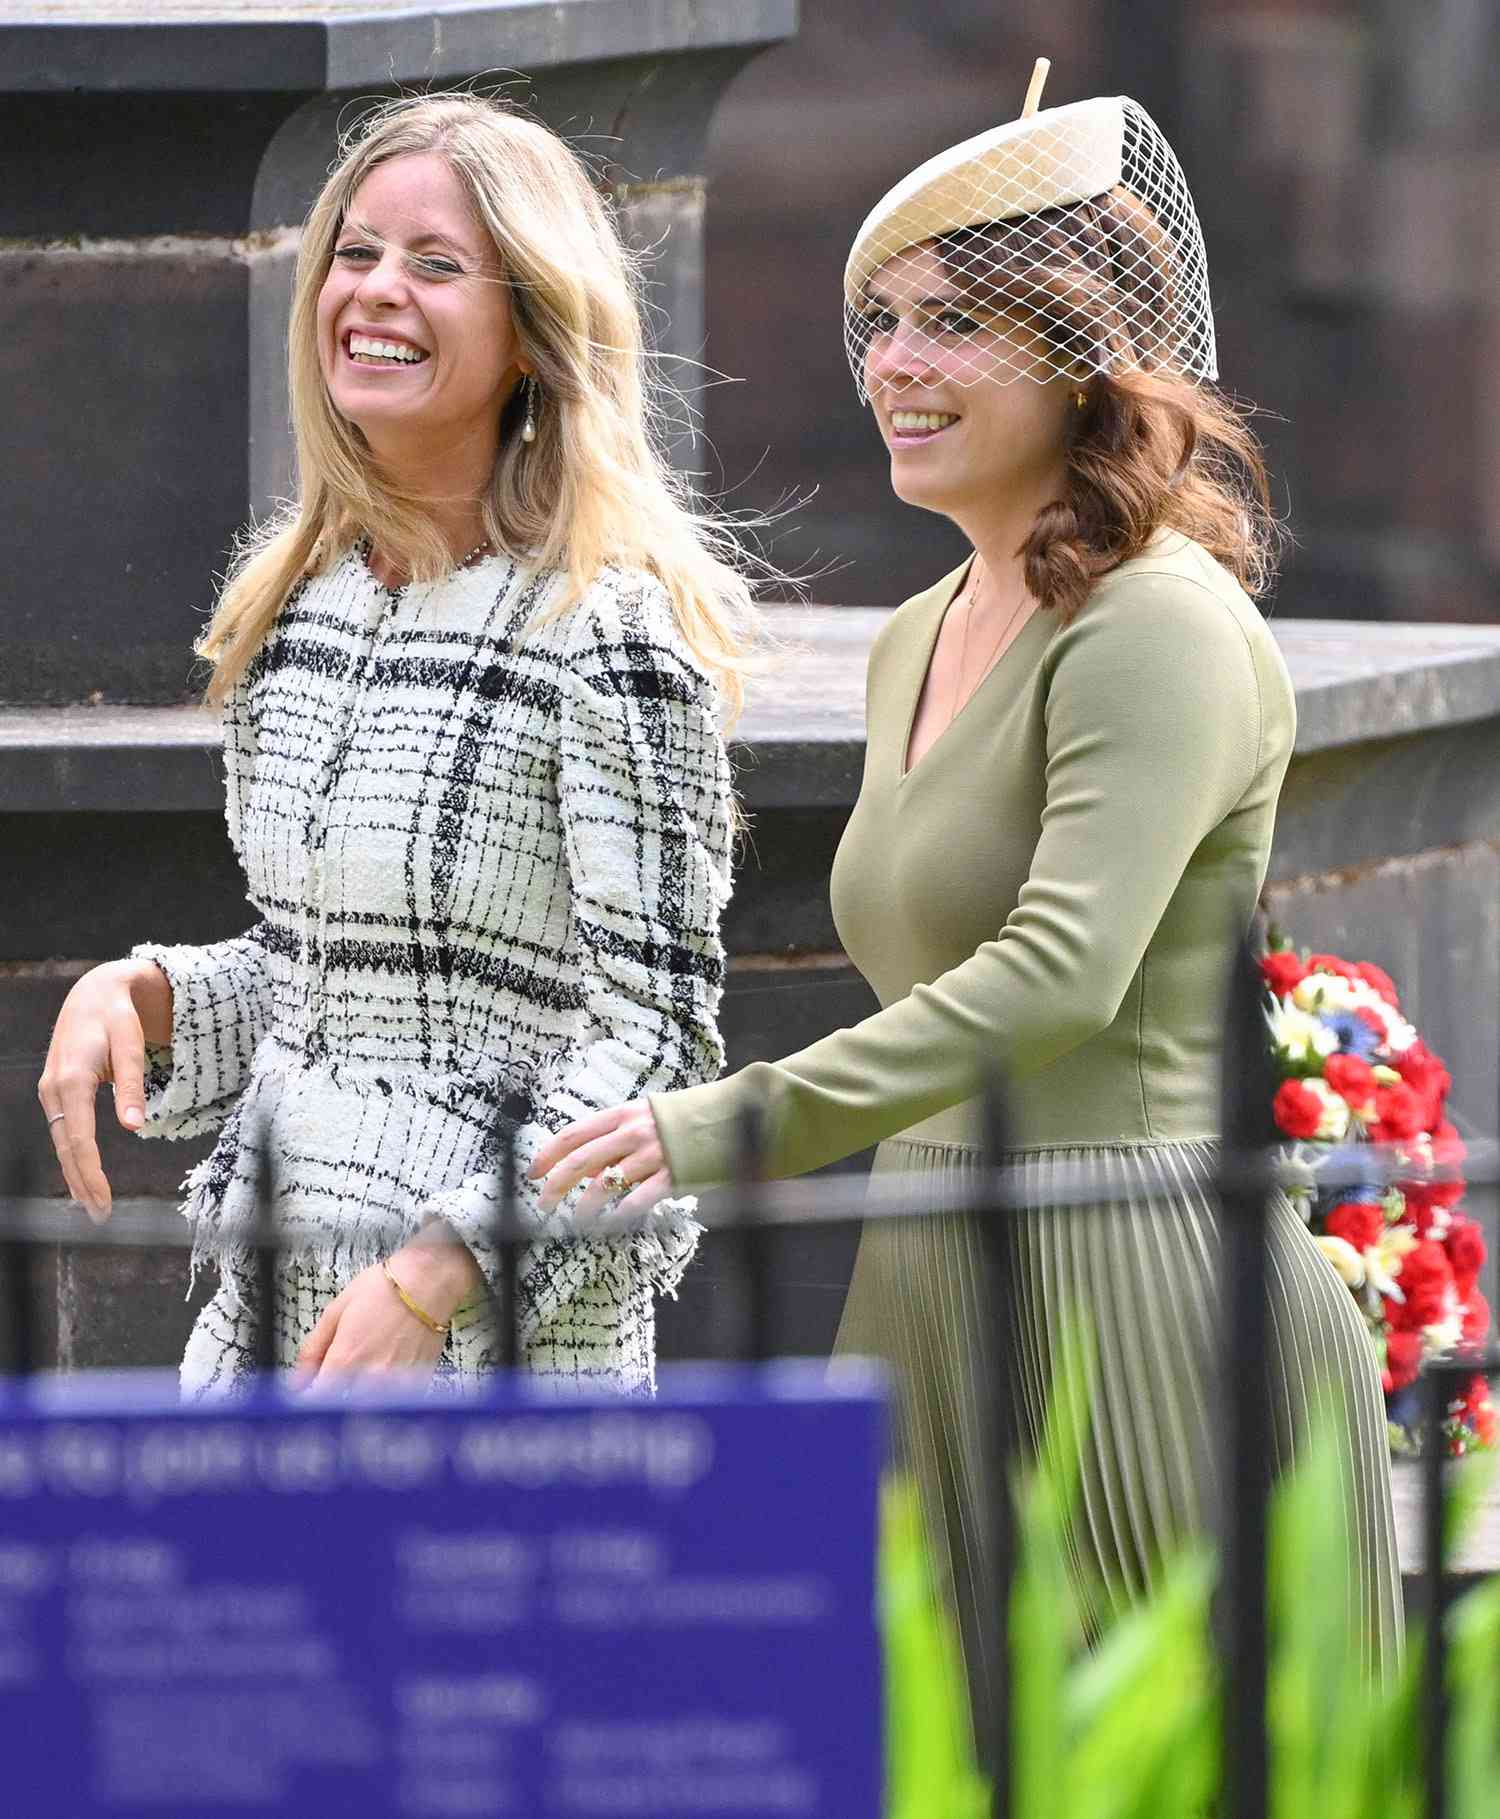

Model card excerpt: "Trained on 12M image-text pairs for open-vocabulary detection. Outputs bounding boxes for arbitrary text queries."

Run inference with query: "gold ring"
[600,1164,631,1195]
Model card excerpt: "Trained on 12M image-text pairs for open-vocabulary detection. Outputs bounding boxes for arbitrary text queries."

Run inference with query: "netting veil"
[843,93,1216,399]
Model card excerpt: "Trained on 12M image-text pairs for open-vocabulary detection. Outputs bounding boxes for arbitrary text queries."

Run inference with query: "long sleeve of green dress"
[652,536,1292,1182]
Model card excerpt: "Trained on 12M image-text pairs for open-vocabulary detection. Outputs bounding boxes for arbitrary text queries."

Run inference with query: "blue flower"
[1320,1009,1379,1059]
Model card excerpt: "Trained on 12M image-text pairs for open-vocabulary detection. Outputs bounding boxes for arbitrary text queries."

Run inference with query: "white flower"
[1292,971,1360,1014]
[1374,1009,1418,1055]
[1316,1235,1366,1289]
[1267,1003,1340,1066]
[1299,1077,1351,1141]
[1365,1230,1413,1301]
[1421,1311,1464,1357]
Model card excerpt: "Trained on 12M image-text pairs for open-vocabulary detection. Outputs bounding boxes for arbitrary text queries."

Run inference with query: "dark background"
[699,0,1500,623]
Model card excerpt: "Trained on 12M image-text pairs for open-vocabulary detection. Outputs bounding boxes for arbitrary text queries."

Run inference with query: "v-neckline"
[898,557,1040,785]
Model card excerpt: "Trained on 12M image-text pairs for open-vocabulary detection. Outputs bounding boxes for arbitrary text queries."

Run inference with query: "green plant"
[879,1340,1500,1816]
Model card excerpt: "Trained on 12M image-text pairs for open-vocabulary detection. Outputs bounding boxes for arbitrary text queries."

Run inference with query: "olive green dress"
[651,533,1402,1759]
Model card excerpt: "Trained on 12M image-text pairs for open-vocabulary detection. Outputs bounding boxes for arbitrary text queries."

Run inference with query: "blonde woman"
[37,96,752,1396]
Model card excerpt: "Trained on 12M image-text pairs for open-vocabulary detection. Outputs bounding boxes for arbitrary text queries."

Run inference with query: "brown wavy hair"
[934,186,1280,618]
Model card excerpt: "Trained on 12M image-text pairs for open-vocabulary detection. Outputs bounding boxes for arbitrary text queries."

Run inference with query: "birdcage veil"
[842,68,1216,400]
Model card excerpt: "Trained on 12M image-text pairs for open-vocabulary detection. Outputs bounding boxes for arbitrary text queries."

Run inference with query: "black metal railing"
[1,939,1497,1819]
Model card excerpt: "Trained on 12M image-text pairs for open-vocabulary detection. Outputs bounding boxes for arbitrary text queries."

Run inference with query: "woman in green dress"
[531,79,1403,1757]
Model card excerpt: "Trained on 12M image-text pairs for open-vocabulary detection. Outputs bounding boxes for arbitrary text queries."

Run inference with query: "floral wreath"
[1262,933,1494,1456]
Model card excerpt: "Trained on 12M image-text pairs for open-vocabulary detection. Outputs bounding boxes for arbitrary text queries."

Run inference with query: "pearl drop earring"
[521,377,537,444]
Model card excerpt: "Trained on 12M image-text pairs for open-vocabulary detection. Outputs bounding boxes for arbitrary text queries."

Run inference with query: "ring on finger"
[45,1111,66,1127]
[600,1164,633,1195]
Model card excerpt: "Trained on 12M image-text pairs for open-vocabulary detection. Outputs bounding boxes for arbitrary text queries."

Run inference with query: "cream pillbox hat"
[843,96,1127,307]
[842,65,1216,393]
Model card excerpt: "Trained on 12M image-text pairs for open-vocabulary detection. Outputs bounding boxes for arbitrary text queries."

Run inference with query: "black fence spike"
[736,1102,772,1365]
[3,1141,37,1378]
[253,1132,278,1377]
[978,1059,1016,1819]
[1219,934,1275,1819]
[491,1122,520,1372]
[1422,1360,1451,1819]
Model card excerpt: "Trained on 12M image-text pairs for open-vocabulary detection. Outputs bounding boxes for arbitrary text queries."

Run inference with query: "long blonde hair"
[199,95,760,720]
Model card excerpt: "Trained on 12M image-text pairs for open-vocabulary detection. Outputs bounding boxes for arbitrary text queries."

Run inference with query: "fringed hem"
[176,1041,703,1348]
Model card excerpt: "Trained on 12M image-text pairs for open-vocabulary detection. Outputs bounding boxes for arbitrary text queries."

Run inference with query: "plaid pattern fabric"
[135,545,734,1395]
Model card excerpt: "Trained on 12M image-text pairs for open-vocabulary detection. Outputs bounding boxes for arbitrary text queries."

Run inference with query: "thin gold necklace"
[949,556,1031,723]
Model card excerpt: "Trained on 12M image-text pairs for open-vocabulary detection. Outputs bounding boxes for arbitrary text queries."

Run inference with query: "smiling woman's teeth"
[349,334,426,364]
[891,411,958,433]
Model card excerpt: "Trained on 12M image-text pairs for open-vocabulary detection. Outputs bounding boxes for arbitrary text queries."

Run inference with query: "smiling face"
[860,242,1074,522]
[316,151,529,467]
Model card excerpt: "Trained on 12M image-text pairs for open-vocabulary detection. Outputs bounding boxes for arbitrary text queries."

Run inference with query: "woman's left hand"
[295,1228,483,1389]
[530,1100,675,1220]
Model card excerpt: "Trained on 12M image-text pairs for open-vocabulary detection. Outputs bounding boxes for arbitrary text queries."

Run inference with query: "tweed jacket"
[135,545,735,1394]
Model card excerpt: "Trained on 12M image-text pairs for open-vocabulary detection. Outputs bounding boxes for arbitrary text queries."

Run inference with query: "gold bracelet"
[382,1259,450,1336]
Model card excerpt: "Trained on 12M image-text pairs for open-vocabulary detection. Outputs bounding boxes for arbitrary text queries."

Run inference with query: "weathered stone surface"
[1272,721,1500,881]
[1276,620,1500,749]
[4,0,800,96]
[0,243,250,703]
[7,611,1499,801]
[1391,1457,1500,1580]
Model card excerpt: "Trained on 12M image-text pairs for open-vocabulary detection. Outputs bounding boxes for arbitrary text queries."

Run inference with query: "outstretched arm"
[536,572,1284,1201]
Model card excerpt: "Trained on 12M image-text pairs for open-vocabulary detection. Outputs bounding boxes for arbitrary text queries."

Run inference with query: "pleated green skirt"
[834,1135,1403,1767]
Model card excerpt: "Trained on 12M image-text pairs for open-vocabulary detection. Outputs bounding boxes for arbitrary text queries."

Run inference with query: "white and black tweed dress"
[135,545,735,1396]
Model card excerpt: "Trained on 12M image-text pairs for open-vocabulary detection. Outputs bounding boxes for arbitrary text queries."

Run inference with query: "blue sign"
[0,1365,885,1818]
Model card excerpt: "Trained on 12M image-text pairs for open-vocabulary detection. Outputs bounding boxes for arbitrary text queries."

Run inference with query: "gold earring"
[1075,390,1089,411]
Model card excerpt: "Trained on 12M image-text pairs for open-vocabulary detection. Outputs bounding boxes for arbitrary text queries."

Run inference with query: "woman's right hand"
[37,959,171,1222]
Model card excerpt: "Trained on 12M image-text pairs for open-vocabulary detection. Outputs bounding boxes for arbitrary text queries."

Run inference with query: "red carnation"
[1394,1041,1451,1131]
[1387,1240,1453,1332]
[1370,1082,1425,1143]
[1465,1378,1499,1447]
[1306,953,1358,980]
[1384,1331,1423,1393]
[1402,1174,1465,1216]
[1445,1215,1486,1292]
[1400,1183,1453,1238]
[1462,1289,1491,1348]
[1273,1078,1326,1139]
[1353,962,1401,1007]
[1260,950,1307,996]
[1323,1053,1377,1113]
[1325,1201,1383,1253]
